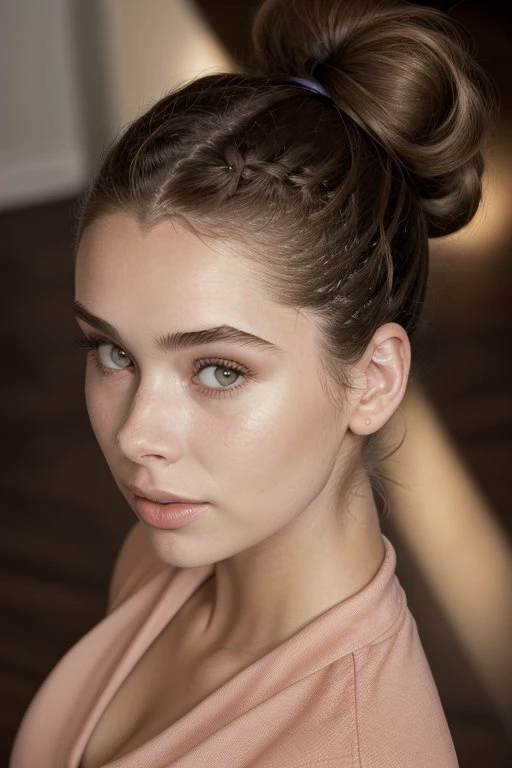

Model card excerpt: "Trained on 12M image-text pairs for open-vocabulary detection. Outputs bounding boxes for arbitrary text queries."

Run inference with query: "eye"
[75,335,133,372]
[193,358,249,393]
[97,342,132,370]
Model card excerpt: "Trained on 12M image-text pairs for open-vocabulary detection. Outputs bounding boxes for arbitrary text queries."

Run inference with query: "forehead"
[75,213,318,351]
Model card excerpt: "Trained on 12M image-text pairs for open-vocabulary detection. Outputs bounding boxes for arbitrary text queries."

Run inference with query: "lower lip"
[134,497,208,529]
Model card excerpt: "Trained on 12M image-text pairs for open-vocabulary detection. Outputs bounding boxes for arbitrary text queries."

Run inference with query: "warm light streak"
[382,385,512,736]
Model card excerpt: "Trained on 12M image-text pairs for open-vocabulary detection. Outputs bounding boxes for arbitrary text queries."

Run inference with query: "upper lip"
[128,484,205,504]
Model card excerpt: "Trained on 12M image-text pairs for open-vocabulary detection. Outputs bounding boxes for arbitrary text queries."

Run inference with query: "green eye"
[196,364,241,388]
[193,357,252,396]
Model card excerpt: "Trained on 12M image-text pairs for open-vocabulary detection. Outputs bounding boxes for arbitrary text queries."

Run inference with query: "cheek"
[193,379,344,503]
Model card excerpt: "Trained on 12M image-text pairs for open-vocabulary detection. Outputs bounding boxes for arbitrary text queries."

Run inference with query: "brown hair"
[75,0,495,516]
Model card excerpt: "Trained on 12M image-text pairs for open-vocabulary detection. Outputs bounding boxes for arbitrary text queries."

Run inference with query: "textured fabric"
[10,524,459,767]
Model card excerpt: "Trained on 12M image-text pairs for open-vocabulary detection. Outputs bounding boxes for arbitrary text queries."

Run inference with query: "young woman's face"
[75,214,356,567]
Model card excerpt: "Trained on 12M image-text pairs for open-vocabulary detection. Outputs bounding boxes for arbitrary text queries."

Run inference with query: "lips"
[127,484,205,505]
[127,485,209,530]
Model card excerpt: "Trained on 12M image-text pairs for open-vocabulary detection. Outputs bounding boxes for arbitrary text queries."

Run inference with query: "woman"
[10,0,494,765]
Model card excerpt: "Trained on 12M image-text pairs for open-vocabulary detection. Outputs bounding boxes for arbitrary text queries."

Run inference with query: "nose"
[115,380,183,466]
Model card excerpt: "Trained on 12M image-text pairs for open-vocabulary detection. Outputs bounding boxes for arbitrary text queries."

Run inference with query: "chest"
[79,605,253,768]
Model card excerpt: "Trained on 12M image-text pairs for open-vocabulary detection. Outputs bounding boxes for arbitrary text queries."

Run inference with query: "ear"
[347,323,411,436]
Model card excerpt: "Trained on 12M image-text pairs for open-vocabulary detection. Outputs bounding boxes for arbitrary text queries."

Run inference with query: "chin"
[144,525,220,570]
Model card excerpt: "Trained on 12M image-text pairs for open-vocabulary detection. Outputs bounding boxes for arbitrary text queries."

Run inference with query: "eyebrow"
[72,301,283,354]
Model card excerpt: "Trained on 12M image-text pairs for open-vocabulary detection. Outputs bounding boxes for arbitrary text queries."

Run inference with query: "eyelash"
[74,334,253,399]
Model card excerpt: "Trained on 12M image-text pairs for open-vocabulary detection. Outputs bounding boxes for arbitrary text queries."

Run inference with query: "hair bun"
[252,0,496,238]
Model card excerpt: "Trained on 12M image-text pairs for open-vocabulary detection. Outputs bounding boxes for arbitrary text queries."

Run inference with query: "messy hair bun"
[253,0,494,238]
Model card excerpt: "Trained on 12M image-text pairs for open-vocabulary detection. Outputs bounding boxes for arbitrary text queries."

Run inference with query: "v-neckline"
[69,534,398,768]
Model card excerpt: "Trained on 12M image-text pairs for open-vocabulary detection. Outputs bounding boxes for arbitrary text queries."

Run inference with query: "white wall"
[0,0,232,210]
[0,0,86,209]
[101,0,232,135]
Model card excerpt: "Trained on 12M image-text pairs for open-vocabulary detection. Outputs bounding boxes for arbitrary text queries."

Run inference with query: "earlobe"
[348,323,411,436]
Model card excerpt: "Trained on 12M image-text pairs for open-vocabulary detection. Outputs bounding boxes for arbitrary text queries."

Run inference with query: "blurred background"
[1,0,511,765]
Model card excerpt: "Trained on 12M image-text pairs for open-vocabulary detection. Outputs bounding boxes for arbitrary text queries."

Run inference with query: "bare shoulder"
[107,522,173,613]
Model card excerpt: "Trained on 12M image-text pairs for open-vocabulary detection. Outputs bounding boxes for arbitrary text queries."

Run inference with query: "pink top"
[10,524,459,767]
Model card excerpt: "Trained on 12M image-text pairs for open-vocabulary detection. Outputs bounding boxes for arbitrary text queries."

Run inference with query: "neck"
[198,474,385,660]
